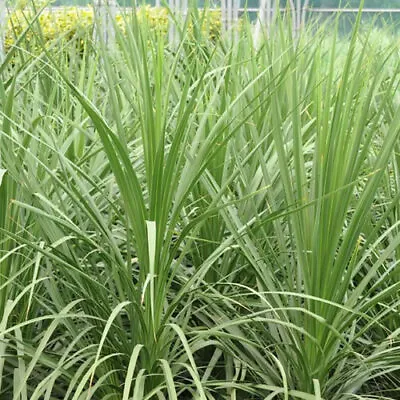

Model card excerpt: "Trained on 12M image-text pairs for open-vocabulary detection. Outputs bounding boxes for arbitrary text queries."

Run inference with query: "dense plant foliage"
[0,4,400,400]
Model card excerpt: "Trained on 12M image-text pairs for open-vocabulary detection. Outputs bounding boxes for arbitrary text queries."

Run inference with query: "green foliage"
[0,6,400,400]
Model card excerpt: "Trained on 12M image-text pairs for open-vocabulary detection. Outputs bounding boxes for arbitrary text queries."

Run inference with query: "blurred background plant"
[5,4,221,51]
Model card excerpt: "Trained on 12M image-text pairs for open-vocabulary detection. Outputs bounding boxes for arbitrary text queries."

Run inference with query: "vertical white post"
[254,0,275,45]
[168,0,188,46]
[232,0,239,40]
[301,0,309,29]
[221,0,239,37]
[288,0,297,35]
[182,0,188,19]
[168,0,176,45]
[254,0,265,44]
[220,0,225,31]
[93,0,117,48]
[233,0,239,25]
[288,0,307,36]
[227,0,232,31]
[266,0,271,26]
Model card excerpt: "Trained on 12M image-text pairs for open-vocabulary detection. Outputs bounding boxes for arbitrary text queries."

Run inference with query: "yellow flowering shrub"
[189,9,221,41]
[135,6,169,36]
[6,7,94,50]
[5,6,222,51]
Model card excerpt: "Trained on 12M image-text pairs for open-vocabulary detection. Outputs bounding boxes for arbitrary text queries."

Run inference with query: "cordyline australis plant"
[0,2,399,399]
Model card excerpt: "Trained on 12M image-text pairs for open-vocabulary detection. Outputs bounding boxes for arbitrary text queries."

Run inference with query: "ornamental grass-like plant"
[0,2,399,399]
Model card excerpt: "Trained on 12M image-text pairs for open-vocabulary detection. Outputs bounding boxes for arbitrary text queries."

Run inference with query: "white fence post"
[221,0,240,36]
[288,0,309,35]
[93,0,117,48]
[168,0,188,46]
[301,0,309,29]
[254,0,273,44]
[168,0,176,44]
[233,0,239,38]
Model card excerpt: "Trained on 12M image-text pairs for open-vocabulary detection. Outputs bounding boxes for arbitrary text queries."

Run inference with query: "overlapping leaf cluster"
[0,4,399,400]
